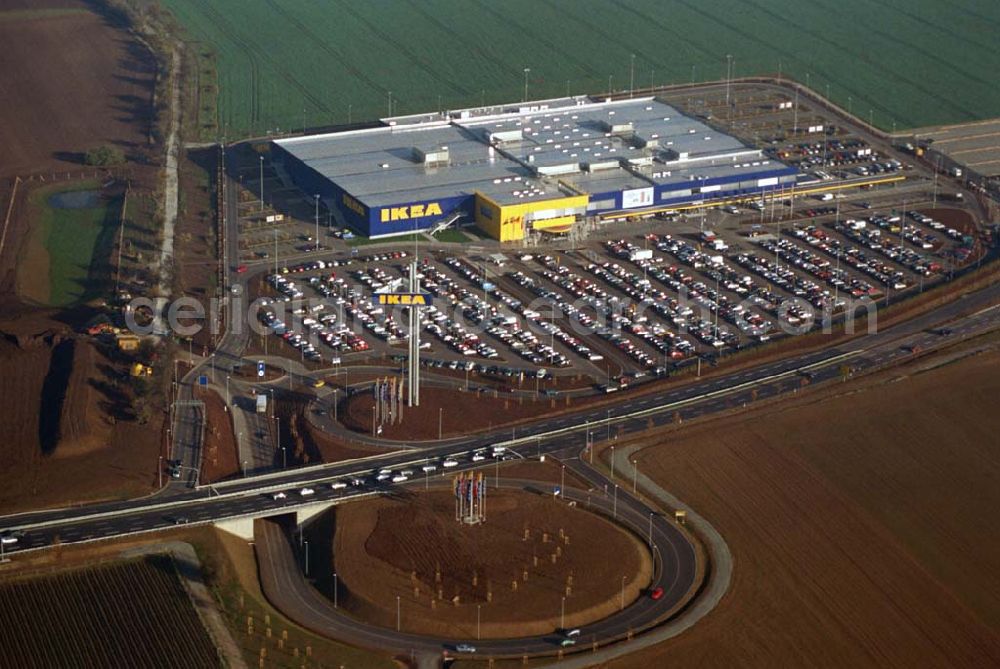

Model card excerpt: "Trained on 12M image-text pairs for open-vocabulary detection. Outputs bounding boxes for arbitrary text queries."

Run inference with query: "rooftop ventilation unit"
[414,146,450,165]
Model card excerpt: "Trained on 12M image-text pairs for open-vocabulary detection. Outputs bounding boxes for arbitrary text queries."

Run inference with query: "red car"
[649,586,664,601]
[236,265,248,273]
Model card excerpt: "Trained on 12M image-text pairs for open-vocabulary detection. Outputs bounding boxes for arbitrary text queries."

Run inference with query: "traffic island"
[307,487,653,639]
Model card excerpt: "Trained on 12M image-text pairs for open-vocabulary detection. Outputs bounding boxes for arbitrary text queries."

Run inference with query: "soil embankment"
[326,489,652,639]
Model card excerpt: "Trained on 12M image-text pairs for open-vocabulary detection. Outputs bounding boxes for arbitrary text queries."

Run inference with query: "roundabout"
[318,486,654,639]
[254,470,701,660]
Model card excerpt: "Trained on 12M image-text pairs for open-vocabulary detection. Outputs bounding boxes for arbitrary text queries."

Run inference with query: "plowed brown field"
[0,0,155,178]
[605,348,1000,668]
[0,334,159,513]
[0,0,161,515]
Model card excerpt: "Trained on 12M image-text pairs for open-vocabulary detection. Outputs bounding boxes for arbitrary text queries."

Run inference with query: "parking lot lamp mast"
[259,155,264,212]
[314,194,320,251]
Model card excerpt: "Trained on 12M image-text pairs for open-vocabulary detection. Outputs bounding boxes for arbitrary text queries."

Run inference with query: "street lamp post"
[259,155,264,212]
[648,512,654,546]
[629,53,636,98]
[632,459,638,494]
[438,407,443,440]
[561,596,565,630]
[610,445,616,480]
[621,575,626,611]
[477,604,482,640]
[304,540,309,576]
[613,484,619,519]
[396,596,401,631]
[523,67,531,102]
[725,54,733,109]
[158,455,163,488]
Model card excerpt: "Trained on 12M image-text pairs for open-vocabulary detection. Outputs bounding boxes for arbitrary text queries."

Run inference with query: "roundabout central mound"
[325,488,653,639]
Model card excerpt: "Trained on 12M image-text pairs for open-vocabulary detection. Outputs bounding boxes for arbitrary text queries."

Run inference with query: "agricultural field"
[0,556,218,668]
[159,0,1000,137]
[609,345,1000,667]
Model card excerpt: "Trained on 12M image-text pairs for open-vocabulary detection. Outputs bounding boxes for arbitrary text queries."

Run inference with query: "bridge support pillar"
[215,516,255,540]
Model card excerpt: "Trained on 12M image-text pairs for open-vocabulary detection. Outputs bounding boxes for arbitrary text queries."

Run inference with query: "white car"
[470,453,486,462]
[0,531,21,546]
[421,464,438,473]
[391,474,409,483]
[455,644,477,654]
[330,481,347,490]
[271,492,288,501]
[299,487,315,497]
[442,459,459,468]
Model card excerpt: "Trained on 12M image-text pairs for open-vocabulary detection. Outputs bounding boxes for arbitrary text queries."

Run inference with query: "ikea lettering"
[373,292,433,307]
[343,194,366,216]
[379,202,443,222]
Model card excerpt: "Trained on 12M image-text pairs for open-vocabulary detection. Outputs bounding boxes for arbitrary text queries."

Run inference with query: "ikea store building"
[273,95,797,242]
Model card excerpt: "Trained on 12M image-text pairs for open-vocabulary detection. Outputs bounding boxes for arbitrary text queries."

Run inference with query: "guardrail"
[5,349,862,534]
[490,349,860,450]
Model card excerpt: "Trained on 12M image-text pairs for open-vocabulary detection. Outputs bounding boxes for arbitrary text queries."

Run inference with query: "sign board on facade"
[622,187,654,209]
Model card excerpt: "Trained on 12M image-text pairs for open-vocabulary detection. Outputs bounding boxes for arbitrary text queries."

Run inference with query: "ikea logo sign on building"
[379,202,443,222]
[373,292,433,306]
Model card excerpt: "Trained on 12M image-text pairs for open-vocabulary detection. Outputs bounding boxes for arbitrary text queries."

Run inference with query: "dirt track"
[606,347,1000,668]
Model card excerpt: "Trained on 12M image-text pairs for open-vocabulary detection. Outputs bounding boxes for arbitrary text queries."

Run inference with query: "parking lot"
[243,187,976,392]
[232,83,987,391]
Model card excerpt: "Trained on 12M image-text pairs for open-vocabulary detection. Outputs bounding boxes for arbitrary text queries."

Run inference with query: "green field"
[160,0,1000,137]
[20,183,122,307]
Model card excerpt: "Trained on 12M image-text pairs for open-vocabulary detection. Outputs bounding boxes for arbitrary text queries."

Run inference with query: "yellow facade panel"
[531,214,577,231]
[474,191,588,242]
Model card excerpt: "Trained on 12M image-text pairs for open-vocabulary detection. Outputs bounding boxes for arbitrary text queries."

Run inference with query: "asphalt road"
[254,473,695,659]
[2,281,997,550]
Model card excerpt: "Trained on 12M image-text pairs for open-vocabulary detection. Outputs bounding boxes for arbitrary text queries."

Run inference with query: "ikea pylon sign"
[379,202,443,222]
[373,292,434,307]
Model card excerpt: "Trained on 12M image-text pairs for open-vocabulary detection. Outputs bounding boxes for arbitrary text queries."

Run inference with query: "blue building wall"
[367,194,474,238]
[272,144,370,232]
[588,166,799,215]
